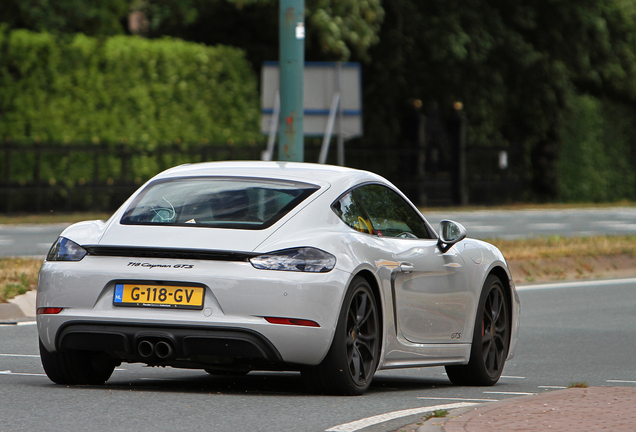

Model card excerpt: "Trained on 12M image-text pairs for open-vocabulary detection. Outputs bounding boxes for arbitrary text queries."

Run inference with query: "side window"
[332,191,375,234]
[354,184,432,239]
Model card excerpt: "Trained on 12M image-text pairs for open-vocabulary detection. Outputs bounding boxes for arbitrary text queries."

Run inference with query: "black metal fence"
[0,141,526,213]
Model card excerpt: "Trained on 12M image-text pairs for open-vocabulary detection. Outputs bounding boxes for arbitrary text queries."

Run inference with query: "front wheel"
[302,276,380,395]
[39,339,116,385]
[445,275,510,386]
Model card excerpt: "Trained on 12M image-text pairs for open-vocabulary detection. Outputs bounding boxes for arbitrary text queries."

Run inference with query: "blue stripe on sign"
[114,284,124,303]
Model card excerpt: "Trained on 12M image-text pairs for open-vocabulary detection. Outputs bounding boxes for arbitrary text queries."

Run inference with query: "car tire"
[39,339,116,385]
[445,274,510,386]
[302,276,380,395]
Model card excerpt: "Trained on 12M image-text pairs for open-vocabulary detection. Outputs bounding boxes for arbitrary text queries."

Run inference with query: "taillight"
[264,317,320,327]
[37,307,63,315]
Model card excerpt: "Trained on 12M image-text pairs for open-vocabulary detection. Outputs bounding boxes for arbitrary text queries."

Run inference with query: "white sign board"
[261,62,363,138]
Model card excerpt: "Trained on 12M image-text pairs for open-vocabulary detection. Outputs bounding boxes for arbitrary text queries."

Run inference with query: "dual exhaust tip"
[137,339,174,360]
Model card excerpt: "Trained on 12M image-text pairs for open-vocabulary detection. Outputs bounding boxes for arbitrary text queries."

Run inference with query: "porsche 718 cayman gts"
[37,161,520,395]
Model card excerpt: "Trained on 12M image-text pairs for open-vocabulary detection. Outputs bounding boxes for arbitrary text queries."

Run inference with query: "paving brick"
[443,387,636,432]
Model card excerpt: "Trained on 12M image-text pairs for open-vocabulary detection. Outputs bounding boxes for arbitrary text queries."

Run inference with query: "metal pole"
[336,61,345,166]
[278,0,305,162]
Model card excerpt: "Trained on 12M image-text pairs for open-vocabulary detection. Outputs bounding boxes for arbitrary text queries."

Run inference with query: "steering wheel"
[396,231,418,239]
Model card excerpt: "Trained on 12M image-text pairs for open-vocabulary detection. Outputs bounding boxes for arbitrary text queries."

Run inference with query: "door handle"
[398,262,414,273]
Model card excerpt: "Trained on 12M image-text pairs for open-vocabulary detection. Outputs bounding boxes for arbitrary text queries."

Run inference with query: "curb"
[0,290,36,324]
[393,405,484,432]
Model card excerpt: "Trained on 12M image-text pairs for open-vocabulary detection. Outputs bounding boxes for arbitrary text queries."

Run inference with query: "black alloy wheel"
[302,276,380,395]
[345,282,380,387]
[445,274,510,386]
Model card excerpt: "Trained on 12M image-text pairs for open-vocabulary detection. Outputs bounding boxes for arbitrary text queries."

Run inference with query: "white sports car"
[37,161,520,395]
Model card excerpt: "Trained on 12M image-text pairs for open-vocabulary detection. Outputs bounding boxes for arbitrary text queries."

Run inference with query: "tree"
[361,0,636,200]
[138,0,384,65]
[0,0,129,35]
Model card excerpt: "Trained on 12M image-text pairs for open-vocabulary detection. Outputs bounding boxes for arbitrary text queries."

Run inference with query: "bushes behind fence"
[0,28,261,147]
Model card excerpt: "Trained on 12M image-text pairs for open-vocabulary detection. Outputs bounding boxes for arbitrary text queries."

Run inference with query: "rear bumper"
[53,321,284,369]
[37,256,352,366]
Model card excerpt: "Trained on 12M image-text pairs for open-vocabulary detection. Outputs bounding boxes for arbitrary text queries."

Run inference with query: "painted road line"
[463,225,499,232]
[501,375,525,379]
[483,391,537,396]
[325,402,478,432]
[517,277,636,291]
[538,386,567,389]
[607,380,636,384]
[17,321,36,326]
[527,223,567,230]
[0,354,40,358]
[0,371,47,377]
[417,397,498,402]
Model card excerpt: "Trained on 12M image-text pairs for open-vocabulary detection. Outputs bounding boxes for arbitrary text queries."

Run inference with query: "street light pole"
[278,0,304,162]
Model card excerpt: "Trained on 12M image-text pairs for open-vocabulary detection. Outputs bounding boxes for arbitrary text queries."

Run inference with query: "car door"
[351,184,471,344]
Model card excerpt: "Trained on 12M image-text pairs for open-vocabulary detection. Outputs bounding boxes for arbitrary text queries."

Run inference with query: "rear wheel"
[39,339,116,385]
[302,276,380,395]
[445,275,510,386]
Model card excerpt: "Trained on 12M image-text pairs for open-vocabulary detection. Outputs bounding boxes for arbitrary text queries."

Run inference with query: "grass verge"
[0,258,42,303]
[486,235,636,260]
[487,235,636,284]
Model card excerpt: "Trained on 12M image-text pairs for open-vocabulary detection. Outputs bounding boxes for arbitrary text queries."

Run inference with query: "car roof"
[154,161,389,190]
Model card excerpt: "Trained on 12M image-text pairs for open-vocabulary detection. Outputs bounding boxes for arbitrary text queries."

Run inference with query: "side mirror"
[437,220,467,253]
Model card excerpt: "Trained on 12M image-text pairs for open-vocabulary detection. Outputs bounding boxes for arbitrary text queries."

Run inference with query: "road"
[2,278,635,432]
[424,206,636,239]
[2,207,636,257]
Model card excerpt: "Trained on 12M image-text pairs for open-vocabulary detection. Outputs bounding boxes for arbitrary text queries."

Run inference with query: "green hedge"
[0,28,261,146]
[558,94,636,202]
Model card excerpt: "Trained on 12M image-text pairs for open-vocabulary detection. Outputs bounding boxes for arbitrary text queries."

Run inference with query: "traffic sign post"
[278,0,305,162]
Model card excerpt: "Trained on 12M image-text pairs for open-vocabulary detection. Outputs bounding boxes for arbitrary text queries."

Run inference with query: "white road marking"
[483,391,537,396]
[607,380,636,384]
[527,223,567,230]
[0,354,39,358]
[325,402,478,432]
[417,396,497,402]
[0,239,15,245]
[16,321,36,326]
[464,225,499,232]
[501,375,525,379]
[538,386,567,389]
[0,370,46,377]
[517,277,636,291]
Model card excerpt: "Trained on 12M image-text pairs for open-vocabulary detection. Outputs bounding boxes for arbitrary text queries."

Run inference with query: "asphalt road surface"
[2,278,634,432]
[2,206,636,257]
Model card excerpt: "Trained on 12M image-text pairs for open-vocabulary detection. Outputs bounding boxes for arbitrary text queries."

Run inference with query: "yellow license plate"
[114,283,204,309]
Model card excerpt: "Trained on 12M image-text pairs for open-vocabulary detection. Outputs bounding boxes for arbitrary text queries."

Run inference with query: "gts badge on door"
[450,332,462,340]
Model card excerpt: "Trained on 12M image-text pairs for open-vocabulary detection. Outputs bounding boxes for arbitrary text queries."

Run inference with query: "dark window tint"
[121,177,319,230]
[333,184,433,239]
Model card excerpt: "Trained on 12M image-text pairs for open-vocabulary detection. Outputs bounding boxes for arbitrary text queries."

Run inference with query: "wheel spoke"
[356,339,373,358]
[358,329,378,343]
[349,346,362,381]
[358,301,375,328]
[356,293,368,325]
[483,303,493,326]
[482,329,492,363]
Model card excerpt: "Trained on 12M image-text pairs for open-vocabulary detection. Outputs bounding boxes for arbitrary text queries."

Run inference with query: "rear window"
[121,177,319,230]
